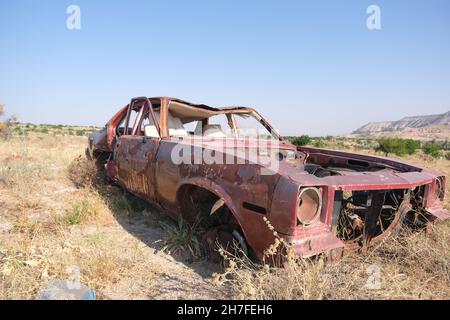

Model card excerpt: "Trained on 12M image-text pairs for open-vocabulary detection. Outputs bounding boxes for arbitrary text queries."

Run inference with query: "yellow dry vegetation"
[0,131,448,299]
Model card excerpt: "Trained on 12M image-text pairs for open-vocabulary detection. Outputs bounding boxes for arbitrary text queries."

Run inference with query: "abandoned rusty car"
[87,97,450,262]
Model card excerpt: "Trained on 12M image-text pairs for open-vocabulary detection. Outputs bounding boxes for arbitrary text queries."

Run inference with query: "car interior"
[142,101,233,138]
[117,100,276,140]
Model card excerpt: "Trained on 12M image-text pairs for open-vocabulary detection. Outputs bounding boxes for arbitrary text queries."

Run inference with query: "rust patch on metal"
[87,96,450,260]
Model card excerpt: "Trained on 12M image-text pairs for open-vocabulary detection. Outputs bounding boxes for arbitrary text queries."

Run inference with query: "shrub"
[67,155,98,188]
[0,104,17,140]
[290,135,311,147]
[422,143,441,158]
[375,138,420,156]
[405,139,420,153]
[313,139,327,148]
[441,140,450,150]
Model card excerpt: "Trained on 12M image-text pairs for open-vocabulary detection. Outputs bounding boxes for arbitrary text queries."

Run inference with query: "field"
[0,127,449,300]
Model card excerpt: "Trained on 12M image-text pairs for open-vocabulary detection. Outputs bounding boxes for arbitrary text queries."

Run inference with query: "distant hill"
[352,111,450,141]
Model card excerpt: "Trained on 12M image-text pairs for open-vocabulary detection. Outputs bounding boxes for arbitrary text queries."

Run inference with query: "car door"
[113,98,160,201]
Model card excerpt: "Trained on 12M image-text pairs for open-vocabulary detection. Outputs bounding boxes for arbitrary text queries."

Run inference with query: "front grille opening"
[404,186,432,228]
[335,189,407,245]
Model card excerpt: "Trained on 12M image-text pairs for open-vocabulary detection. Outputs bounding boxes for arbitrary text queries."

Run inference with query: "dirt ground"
[0,133,449,299]
[0,134,226,299]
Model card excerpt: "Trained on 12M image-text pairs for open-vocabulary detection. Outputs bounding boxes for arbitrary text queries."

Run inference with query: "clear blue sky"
[1,0,449,136]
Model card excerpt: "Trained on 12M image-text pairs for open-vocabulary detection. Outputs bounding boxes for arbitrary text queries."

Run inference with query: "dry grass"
[67,155,99,188]
[0,130,449,300]
[0,132,219,300]
[214,220,450,299]
[0,134,164,299]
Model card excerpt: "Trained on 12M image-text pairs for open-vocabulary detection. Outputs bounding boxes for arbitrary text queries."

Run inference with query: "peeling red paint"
[87,96,450,260]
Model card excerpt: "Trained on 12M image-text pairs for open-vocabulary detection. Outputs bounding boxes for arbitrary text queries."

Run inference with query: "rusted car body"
[88,96,450,261]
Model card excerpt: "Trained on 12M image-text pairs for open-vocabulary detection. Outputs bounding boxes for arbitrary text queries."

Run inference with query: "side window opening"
[167,111,188,137]
[142,109,160,138]
[183,120,199,135]
[116,115,126,137]
[127,107,140,134]
[233,113,277,140]
[199,114,233,138]
[116,107,140,137]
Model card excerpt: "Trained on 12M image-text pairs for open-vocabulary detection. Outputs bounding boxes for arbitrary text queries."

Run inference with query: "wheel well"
[176,184,241,231]
[93,150,111,161]
[177,184,259,262]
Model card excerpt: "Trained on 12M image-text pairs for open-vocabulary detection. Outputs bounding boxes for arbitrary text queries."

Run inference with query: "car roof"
[148,96,253,112]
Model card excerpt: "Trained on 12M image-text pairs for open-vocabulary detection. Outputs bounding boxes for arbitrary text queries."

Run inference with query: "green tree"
[404,139,421,154]
[290,135,311,146]
[422,143,441,158]
[375,138,420,156]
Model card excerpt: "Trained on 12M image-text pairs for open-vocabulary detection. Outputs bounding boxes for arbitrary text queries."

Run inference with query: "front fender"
[176,178,241,223]
[175,178,277,259]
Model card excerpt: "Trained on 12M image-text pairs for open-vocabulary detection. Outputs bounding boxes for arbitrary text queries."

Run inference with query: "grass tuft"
[159,216,203,258]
